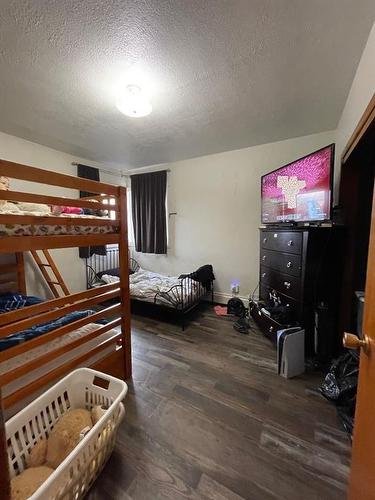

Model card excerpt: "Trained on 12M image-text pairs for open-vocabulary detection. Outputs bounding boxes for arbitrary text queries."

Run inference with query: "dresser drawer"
[261,231,303,255]
[260,249,302,277]
[260,267,301,300]
[250,306,282,342]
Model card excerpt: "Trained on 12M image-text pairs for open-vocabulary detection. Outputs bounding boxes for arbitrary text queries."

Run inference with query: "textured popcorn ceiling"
[0,1,374,168]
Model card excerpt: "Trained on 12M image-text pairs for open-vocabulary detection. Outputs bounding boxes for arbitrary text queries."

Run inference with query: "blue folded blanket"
[0,293,94,352]
[0,293,43,313]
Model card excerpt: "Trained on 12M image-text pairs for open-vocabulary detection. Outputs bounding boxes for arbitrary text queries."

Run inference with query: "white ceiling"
[0,1,374,169]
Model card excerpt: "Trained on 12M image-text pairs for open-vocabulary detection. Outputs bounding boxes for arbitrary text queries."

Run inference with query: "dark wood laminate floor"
[87,306,350,500]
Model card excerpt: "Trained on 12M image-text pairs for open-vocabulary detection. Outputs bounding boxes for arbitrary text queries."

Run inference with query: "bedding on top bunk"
[0,202,117,237]
[0,292,94,351]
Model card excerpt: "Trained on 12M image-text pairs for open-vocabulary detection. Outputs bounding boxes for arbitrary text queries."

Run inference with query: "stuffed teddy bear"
[10,406,105,499]
[11,466,54,500]
[26,408,93,470]
[0,176,10,208]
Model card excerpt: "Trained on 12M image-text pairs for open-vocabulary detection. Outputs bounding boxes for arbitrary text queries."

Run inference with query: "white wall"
[132,130,335,302]
[334,21,375,199]
[2,18,373,303]
[0,131,124,297]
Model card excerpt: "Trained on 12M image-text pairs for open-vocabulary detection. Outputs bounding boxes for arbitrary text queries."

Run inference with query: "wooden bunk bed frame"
[0,159,131,414]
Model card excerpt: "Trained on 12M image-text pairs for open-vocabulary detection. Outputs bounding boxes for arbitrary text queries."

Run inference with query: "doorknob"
[343,332,369,351]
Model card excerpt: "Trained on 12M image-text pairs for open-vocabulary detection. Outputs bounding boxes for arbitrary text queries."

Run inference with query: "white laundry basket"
[5,368,128,500]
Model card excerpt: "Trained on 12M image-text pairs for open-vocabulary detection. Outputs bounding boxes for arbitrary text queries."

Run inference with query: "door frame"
[342,92,375,163]
[341,93,375,499]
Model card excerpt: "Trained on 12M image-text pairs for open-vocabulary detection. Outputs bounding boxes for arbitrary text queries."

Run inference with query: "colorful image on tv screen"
[261,145,333,223]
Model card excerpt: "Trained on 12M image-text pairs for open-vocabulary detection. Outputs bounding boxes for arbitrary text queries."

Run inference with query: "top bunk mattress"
[0,212,117,237]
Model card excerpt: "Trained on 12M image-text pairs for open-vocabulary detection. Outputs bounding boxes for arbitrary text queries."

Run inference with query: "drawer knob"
[262,255,267,261]
[269,326,274,333]
[263,237,268,244]
[286,261,292,268]
[284,281,291,289]
[261,272,267,278]
[287,240,294,246]
[273,233,278,238]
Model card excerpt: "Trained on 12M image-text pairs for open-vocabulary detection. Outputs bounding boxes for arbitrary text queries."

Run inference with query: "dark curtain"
[77,164,107,258]
[131,170,167,254]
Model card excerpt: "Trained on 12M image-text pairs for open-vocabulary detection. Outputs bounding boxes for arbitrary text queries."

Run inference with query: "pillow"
[97,267,120,279]
[0,202,21,213]
[96,267,135,279]
[15,202,51,215]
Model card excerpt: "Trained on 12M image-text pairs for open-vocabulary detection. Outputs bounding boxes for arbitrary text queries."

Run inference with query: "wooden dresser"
[255,226,344,357]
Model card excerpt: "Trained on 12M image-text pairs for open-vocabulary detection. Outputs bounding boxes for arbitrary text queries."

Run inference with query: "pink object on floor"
[214,305,228,316]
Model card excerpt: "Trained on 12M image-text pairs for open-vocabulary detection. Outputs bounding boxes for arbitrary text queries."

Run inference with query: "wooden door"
[347,186,375,499]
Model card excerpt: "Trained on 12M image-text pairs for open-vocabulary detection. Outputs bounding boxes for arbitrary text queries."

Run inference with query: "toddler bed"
[86,248,214,328]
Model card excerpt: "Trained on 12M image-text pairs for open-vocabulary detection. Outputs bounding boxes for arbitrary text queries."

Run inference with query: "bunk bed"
[0,159,131,418]
[85,247,215,329]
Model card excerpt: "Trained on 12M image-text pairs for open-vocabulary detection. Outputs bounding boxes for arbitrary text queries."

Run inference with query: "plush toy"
[26,438,48,468]
[91,405,107,425]
[0,176,10,208]
[45,408,93,469]
[13,406,106,499]
[25,406,106,469]
[11,466,54,500]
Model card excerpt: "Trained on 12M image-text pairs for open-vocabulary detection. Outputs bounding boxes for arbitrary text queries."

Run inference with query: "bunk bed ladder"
[30,250,70,298]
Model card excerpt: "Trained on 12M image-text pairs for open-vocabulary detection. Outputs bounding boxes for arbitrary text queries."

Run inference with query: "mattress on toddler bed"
[101,268,200,308]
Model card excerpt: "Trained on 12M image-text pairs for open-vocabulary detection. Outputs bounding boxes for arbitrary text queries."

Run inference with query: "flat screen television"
[261,144,334,224]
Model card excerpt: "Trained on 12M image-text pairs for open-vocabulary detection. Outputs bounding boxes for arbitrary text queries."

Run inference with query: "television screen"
[261,144,334,224]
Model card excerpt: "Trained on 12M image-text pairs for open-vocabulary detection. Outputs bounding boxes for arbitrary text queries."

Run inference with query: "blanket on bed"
[100,268,199,308]
[0,293,94,351]
[0,293,43,313]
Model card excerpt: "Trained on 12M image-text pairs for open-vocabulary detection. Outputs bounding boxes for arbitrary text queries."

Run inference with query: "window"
[102,196,118,249]
[102,196,116,220]
[126,188,135,246]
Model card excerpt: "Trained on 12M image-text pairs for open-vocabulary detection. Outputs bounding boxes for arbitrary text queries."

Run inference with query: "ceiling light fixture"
[116,84,152,118]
